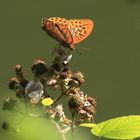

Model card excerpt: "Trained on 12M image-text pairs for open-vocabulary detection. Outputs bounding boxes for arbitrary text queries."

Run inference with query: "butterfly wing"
[67,19,94,44]
[42,17,73,45]
[42,17,94,49]
[55,23,73,45]
[42,18,66,43]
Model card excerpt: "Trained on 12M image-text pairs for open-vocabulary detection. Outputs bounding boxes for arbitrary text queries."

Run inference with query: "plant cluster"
[2,45,96,139]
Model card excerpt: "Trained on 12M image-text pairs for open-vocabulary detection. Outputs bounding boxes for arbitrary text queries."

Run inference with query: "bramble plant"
[2,17,140,140]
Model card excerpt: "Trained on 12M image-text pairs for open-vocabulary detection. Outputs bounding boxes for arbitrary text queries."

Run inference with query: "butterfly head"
[41,18,47,30]
[42,18,54,31]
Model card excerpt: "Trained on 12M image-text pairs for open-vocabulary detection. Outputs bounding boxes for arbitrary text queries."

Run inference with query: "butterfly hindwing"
[42,19,66,43]
[42,18,73,45]
[55,23,73,45]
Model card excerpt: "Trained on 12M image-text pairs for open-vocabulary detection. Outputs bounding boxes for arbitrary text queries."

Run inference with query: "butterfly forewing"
[47,17,67,24]
[68,19,94,44]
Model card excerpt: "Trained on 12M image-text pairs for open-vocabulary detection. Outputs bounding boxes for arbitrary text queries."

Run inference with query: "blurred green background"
[0,0,140,139]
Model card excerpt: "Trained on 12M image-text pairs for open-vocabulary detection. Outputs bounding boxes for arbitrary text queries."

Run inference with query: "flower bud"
[8,77,20,90]
[83,106,96,115]
[87,96,96,107]
[31,60,48,76]
[59,70,73,80]
[68,79,80,87]
[13,65,28,87]
[13,64,22,74]
[72,71,85,85]
[59,72,68,79]
[68,96,83,112]
[47,79,57,86]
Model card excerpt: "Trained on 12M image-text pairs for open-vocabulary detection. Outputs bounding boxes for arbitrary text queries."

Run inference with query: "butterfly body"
[42,17,94,49]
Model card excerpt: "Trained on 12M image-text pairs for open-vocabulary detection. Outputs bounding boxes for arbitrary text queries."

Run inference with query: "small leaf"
[80,123,97,128]
[42,98,54,106]
[91,115,140,139]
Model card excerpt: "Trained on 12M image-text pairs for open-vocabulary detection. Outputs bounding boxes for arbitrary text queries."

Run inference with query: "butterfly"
[42,17,94,49]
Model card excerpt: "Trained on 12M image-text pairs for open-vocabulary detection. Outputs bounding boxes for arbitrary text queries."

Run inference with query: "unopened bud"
[31,60,48,76]
[8,77,20,90]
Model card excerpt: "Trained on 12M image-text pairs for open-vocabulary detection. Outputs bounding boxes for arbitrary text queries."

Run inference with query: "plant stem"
[53,94,65,105]
[15,115,26,125]
[54,121,67,140]
[13,107,28,116]
[24,96,29,114]
[53,87,71,105]
[13,107,41,117]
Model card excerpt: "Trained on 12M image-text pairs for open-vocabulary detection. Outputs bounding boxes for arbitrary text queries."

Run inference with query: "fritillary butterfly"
[42,17,94,49]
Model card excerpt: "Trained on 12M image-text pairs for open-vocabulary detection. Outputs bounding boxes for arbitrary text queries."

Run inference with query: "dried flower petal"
[84,101,91,107]
[73,71,85,84]
[47,79,57,86]
[62,54,72,64]
[25,81,44,101]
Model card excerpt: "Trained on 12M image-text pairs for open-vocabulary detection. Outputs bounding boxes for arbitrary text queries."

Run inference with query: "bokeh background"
[0,0,140,139]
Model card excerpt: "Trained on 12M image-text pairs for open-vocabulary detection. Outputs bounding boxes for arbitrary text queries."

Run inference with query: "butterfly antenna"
[78,46,95,55]
[90,46,96,54]
[75,48,82,55]
[79,46,93,51]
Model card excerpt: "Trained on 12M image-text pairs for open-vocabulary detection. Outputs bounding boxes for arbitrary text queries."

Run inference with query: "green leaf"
[91,115,140,139]
[80,123,97,128]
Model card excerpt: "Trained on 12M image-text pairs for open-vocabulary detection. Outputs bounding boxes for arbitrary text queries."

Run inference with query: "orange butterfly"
[42,17,94,49]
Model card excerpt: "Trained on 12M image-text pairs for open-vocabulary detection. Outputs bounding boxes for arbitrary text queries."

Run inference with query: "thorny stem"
[53,81,65,104]
[52,85,76,140]
[53,86,72,105]
[53,94,65,105]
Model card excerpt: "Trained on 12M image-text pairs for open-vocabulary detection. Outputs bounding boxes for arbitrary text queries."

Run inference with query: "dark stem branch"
[53,86,72,105]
